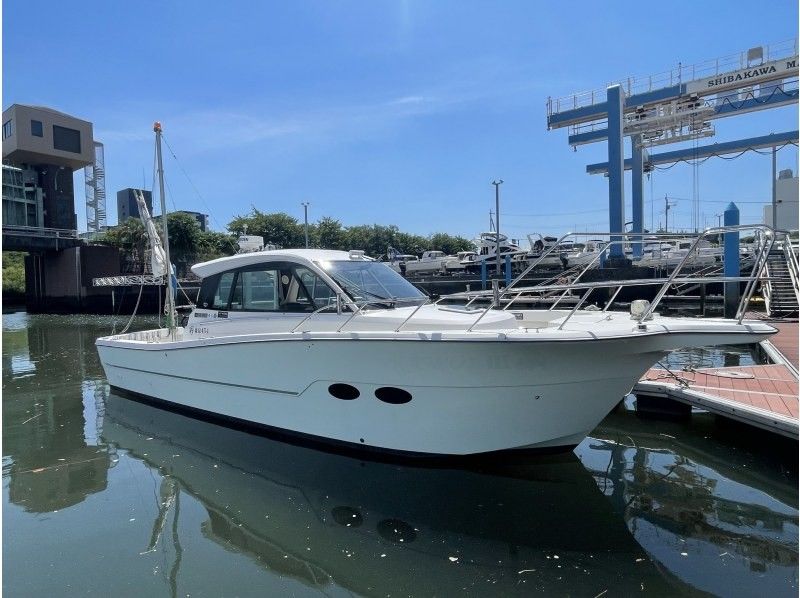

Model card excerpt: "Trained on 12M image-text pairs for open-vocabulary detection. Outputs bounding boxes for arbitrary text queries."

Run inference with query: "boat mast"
[154,121,175,334]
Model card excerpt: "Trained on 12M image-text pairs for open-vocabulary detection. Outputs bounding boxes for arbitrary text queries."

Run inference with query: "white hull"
[97,321,769,456]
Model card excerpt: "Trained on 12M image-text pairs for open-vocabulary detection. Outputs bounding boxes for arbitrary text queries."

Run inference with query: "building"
[2,165,44,228]
[116,188,153,224]
[2,104,94,231]
[154,210,209,231]
[179,210,209,232]
[763,169,799,232]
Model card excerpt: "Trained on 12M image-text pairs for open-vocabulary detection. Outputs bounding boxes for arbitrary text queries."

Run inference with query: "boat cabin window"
[199,262,336,313]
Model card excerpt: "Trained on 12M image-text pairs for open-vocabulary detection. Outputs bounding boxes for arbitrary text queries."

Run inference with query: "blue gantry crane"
[547,40,799,261]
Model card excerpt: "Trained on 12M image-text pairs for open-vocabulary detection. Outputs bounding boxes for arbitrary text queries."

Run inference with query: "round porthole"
[375,387,412,404]
[377,518,417,543]
[331,506,363,527]
[328,383,360,400]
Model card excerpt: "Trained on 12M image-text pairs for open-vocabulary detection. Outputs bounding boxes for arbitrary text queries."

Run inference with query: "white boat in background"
[524,234,569,269]
[404,250,450,274]
[442,250,477,272]
[634,238,720,268]
[461,232,525,270]
[563,239,607,268]
[384,252,419,273]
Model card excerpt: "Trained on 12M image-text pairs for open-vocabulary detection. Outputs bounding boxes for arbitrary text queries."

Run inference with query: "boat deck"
[634,320,799,439]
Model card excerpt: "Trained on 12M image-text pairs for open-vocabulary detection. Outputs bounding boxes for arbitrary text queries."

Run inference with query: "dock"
[633,321,799,439]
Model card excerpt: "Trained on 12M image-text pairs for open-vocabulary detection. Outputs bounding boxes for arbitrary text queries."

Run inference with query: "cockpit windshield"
[319,261,426,306]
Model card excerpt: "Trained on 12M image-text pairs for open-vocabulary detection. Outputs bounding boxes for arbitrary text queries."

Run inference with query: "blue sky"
[3,0,798,241]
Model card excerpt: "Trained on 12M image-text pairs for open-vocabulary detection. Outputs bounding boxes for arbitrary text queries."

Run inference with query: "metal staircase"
[762,237,800,317]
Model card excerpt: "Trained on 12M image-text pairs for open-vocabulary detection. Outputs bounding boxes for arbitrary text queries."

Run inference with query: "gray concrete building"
[117,188,153,224]
[2,104,94,231]
[179,210,209,231]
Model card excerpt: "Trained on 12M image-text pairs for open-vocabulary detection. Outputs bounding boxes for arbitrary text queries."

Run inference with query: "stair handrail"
[781,232,800,304]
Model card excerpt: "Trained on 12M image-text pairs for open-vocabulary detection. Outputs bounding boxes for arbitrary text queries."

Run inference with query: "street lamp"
[491,180,503,274]
[301,202,310,248]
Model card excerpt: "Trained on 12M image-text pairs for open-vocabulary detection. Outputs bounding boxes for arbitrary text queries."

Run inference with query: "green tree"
[225,210,478,259]
[314,217,346,250]
[428,232,474,254]
[2,251,26,300]
[197,230,237,262]
[99,218,148,258]
[166,212,201,265]
[228,208,304,248]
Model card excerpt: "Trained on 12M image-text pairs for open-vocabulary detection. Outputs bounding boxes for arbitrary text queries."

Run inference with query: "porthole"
[328,383,360,400]
[377,518,417,543]
[375,387,412,404]
[331,506,363,527]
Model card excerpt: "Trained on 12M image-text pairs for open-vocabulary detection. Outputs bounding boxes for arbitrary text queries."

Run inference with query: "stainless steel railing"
[451,225,775,332]
[291,225,775,335]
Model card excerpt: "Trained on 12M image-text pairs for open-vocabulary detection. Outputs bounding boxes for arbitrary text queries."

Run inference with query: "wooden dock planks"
[770,321,798,369]
[635,363,798,439]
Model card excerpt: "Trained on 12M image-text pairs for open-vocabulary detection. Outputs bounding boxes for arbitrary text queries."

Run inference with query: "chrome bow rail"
[289,225,776,334]
[454,225,775,331]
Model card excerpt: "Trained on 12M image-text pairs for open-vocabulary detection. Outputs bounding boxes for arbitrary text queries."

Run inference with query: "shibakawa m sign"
[686,57,799,94]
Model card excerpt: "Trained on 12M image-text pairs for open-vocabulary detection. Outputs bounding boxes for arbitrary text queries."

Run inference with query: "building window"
[52,125,81,153]
[31,120,43,137]
[2,120,14,139]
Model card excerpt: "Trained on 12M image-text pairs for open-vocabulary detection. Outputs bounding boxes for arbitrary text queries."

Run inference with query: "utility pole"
[301,202,310,248]
[492,180,503,274]
[664,195,677,233]
[715,213,723,227]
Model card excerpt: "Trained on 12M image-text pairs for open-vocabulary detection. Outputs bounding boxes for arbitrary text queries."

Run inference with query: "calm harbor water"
[3,312,798,597]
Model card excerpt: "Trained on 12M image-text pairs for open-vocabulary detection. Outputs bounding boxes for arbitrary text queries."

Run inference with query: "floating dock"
[634,321,799,439]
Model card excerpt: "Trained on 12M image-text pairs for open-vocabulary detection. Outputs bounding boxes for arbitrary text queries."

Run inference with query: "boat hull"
[96,332,740,455]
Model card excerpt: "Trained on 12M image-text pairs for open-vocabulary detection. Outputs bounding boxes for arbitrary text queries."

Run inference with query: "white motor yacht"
[404,250,450,274]
[564,240,607,268]
[384,253,418,273]
[635,238,719,268]
[96,247,775,457]
[442,250,477,272]
[462,232,525,270]
[524,234,568,269]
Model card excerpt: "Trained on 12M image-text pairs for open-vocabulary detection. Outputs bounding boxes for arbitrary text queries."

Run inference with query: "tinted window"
[241,269,278,310]
[212,272,235,309]
[31,120,43,137]
[53,125,81,153]
[297,267,335,304]
[2,120,14,139]
[203,263,338,313]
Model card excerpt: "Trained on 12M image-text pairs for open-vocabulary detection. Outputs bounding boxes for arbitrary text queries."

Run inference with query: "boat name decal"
[188,326,210,335]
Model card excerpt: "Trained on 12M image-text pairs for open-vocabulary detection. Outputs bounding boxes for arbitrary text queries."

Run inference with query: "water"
[3,312,797,597]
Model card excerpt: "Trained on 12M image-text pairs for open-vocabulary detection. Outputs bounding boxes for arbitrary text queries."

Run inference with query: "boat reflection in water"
[583,408,798,597]
[102,392,692,596]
